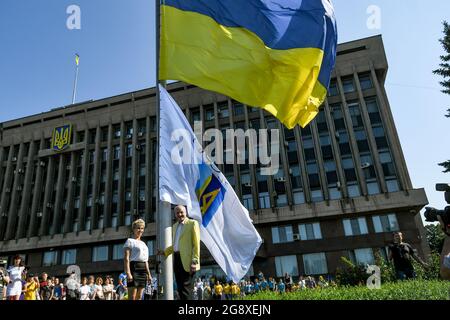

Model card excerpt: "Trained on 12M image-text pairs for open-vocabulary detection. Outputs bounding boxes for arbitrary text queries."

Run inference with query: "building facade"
[0,35,429,280]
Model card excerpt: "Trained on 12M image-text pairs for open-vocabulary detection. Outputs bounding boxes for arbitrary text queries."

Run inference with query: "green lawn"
[241,280,450,300]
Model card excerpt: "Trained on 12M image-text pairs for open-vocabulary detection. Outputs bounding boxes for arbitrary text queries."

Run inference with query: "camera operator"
[424,183,450,280]
[437,216,450,280]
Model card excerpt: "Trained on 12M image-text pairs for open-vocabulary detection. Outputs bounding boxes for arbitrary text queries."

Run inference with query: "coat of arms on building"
[51,124,72,152]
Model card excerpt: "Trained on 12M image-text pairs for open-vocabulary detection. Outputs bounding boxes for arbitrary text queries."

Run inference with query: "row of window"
[328,73,374,97]
[41,240,156,267]
[272,214,399,244]
[275,246,383,277]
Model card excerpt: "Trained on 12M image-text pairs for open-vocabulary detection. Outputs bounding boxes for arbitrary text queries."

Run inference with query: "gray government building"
[0,35,429,280]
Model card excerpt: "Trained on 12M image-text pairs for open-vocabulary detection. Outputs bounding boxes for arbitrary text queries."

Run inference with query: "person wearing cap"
[23,273,39,300]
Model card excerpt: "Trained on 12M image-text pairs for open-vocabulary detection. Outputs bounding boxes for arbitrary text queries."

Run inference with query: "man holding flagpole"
[158,85,263,288]
[158,205,200,300]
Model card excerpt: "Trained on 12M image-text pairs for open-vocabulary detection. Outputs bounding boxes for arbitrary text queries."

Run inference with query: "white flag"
[159,85,262,283]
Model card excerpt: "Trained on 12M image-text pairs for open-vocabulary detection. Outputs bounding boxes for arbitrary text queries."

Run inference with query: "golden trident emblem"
[52,125,72,151]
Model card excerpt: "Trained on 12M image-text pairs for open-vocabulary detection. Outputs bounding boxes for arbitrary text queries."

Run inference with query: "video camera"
[424,183,450,235]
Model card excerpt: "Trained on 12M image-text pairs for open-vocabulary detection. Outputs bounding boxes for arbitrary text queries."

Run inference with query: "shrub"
[335,256,370,286]
[241,280,449,300]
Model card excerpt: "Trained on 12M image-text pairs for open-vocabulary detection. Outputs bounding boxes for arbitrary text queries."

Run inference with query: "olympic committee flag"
[158,85,262,283]
[160,0,338,129]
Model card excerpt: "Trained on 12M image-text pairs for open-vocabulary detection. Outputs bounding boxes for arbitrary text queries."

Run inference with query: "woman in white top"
[6,255,25,300]
[93,277,105,300]
[79,277,91,300]
[124,219,152,300]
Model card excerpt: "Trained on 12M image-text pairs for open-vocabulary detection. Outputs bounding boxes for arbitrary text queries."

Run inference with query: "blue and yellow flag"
[75,54,80,66]
[160,0,338,129]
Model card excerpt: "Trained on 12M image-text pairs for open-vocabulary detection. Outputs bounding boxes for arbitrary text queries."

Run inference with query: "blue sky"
[0,0,449,220]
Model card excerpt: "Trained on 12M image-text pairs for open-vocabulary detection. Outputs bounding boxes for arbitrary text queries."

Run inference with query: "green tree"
[433,21,450,172]
[425,223,445,253]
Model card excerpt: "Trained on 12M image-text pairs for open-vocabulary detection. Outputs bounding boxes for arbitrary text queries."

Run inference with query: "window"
[275,255,299,277]
[328,79,339,96]
[347,146,361,169]
[380,151,396,178]
[372,214,399,233]
[126,144,133,157]
[386,179,400,192]
[233,101,245,116]
[342,77,355,93]
[343,217,368,236]
[147,240,155,256]
[293,190,305,204]
[272,225,294,244]
[218,102,229,118]
[111,215,118,228]
[204,105,215,121]
[101,148,108,162]
[359,73,373,90]
[299,223,322,240]
[367,182,380,195]
[347,184,361,197]
[311,189,323,202]
[348,103,363,128]
[113,244,124,260]
[191,109,201,122]
[114,146,121,160]
[259,192,270,209]
[61,249,76,265]
[43,251,58,267]
[366,98,382,125]
[349,248,375,266]
[329,187,342,200]
[276,194,288,207]
[92,246,109,262]
[125,213,132,226]
[303,253,328,275]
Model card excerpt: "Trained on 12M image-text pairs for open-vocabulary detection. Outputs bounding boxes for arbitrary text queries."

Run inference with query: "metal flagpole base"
[160,200,174,300]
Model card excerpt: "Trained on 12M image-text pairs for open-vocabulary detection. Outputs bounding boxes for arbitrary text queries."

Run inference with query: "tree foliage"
[433,21,450,172]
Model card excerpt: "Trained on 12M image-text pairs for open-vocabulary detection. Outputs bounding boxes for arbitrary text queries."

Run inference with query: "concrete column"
[145,116,152,223]
[228,98,242,199]
[370,63,412,190]
[5,142,25,240]
[0,147,4,190]
[103,123,113,227]
[247,108,259,210]
[294,127,312,203]
[51,155,66,235]
[336,73,368,196]
[0,146,14,240]
[39,156,56,236]
[353,68,387,193]
[323,101,348,198]
[28,137,45,238]
[91,126,102,229]
[276,123,294,207]
[310,119,330,202]
[63,131,79,233]
[117,121,126,225]
[16,140,37,239]
[78,128,90,231]
[130,119,138,218]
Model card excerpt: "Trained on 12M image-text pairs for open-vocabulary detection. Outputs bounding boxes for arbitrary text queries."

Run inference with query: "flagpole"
[155,0,174,301]
[72,57,79,104]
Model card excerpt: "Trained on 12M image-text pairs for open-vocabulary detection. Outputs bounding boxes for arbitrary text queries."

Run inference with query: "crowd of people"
[0,260,157,301]
[189,272,335,300]
[0,260,331,301]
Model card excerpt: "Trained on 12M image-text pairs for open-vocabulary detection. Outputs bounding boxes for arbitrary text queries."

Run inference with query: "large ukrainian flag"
[160,0,337,129]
